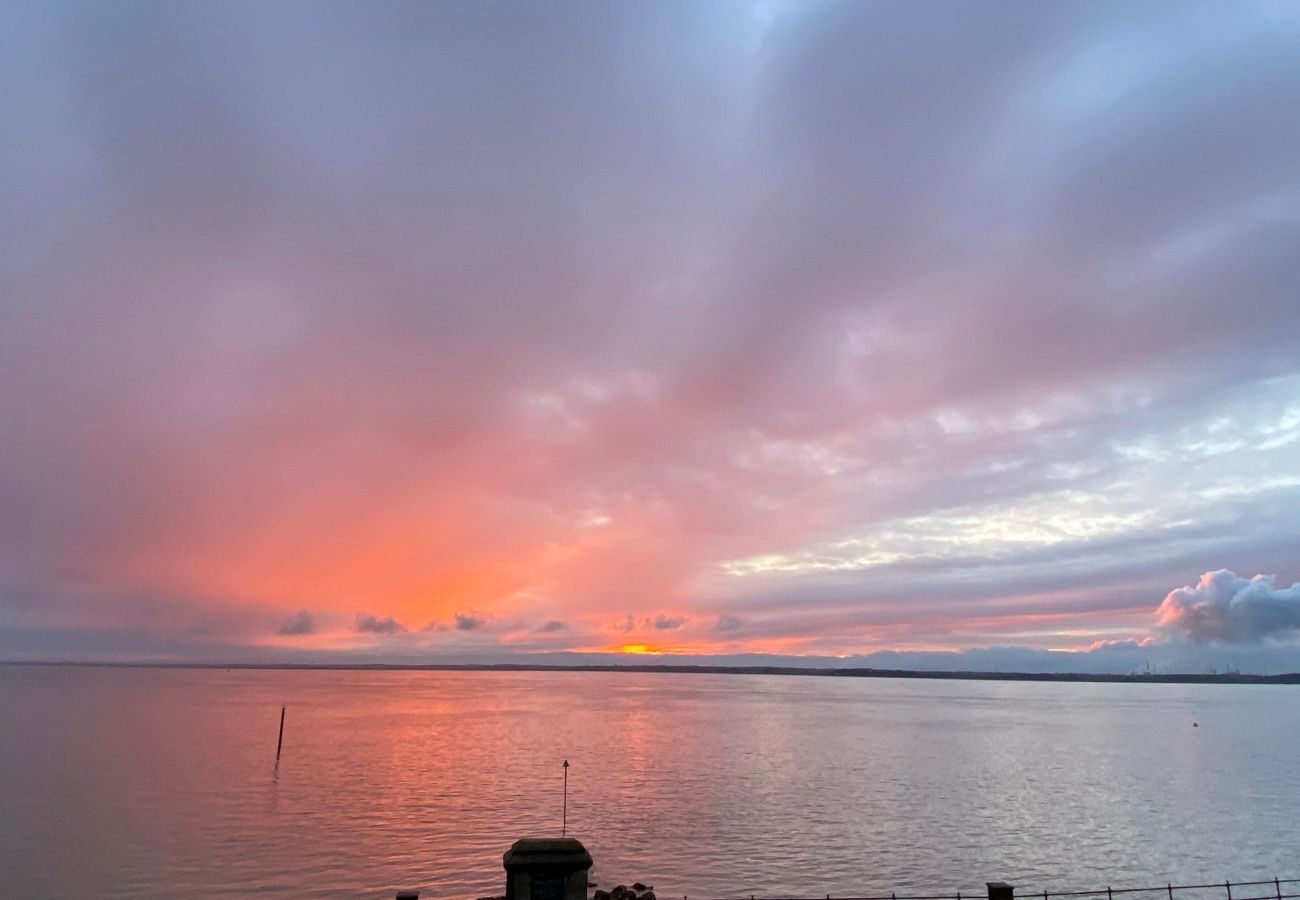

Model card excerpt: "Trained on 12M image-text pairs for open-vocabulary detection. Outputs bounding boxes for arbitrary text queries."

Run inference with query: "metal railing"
[414,874,1300,900]
[671,877,1300,900]
[1031,880,1300,900]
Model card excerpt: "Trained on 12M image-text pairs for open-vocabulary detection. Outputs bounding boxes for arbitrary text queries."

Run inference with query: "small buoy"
[1193,722,1199,727]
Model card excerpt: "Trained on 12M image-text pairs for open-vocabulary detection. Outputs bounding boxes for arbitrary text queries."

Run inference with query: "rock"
[593,891,611,900]
[642,892,656,900]
[633,884,647,893]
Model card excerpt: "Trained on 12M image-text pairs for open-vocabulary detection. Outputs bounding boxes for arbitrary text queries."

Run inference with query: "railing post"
[1276,879,1282,900]
[1226,882,1232,900]
[988,882,1015,900]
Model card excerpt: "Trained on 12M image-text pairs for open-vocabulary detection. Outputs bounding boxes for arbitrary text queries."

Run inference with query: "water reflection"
[0,667,1296,899]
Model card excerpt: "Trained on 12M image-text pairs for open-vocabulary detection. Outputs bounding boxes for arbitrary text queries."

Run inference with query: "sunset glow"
[618,645,661,656]
[1,0,1299,672]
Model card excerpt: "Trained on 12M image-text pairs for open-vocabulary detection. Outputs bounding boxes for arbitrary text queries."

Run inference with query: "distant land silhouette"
[4,660,1298,684]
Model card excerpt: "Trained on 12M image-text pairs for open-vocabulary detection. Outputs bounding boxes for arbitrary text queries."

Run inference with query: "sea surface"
[0,666,1296,899]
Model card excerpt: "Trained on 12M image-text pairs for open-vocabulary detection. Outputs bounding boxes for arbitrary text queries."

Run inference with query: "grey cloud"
[536,620,567,633]
[277,610,316,636]
[1158,570,1300,643]
[455,612,488,631]
[611,614,689,632]
[714,614,744,632]
[356,613,405,634]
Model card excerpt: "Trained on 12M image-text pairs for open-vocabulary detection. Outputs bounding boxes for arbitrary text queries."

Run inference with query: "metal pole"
[562,759,569,836]
[276,705,286,761]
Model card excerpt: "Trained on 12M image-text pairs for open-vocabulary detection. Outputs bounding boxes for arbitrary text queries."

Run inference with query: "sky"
[1,0,1299,672]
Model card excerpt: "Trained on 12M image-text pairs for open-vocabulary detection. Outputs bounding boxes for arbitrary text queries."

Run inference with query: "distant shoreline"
[3,659,1298,684]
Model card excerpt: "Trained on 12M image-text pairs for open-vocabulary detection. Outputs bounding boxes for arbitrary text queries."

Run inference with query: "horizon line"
[3,659,1297,685]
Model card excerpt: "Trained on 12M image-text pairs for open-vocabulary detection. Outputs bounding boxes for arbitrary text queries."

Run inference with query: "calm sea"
[0,666,1295,899]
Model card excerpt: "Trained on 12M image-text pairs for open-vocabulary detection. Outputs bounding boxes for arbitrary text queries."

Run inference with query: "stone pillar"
[503,838,594,900]
[988,883,1015,900]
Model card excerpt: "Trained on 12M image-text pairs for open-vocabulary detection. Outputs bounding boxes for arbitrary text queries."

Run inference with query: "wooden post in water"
[276,705,286,761]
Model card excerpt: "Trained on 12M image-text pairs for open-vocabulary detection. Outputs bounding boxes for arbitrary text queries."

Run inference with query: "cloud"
[1157,570,1300,643]
[536,620,567,633]
[277,610,316,636]
[714,614,744,632]
[355,613,405,634]
[610,614,688,633]
[0,3,1298,663]
[454,612,488,631]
